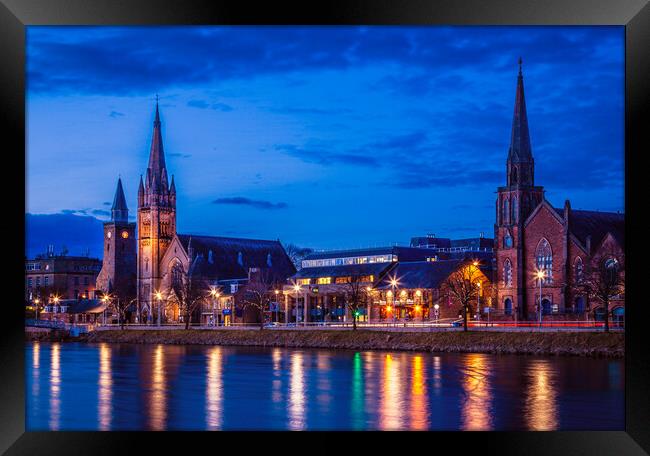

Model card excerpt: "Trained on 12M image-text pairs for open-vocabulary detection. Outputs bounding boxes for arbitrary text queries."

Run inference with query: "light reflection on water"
[25,343,624,431]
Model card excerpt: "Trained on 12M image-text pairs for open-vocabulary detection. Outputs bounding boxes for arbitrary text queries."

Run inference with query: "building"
[100,100,296,324]
[96,178,137,303]
[494,60,625,321]
[282,246,491,323]
[25,248,102,308]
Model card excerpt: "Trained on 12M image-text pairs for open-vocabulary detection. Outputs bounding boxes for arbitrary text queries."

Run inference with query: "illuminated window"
[535,238,553,284]
[317,277,331,285]
[504,233,513,248]
[298,278,311,285]
[335,277,349,284]
[503,259,513,287]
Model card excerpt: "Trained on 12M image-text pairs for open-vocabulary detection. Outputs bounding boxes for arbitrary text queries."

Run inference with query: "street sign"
[222,309,231,315]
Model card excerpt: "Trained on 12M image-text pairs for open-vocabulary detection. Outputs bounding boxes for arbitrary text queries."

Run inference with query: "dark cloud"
[27,26,622,96]
[103,201,111,206]
[212,196,288,210]
[109,110,124,118]
[169,153,192,158]
[187,99,234,111]
[91,209,110,216]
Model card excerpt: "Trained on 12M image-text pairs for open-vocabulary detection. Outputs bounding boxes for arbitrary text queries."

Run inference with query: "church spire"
[506,58,535,187]
[508,57,533,164]
[111,177,129,223]
[147,96,167,188]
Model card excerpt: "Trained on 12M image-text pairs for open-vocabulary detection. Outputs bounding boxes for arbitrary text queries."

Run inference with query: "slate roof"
[374,260,464,290]
[290,262,394,280]
[508,60,533,164]
[111,177,129,222]
[177,234,296,281]
[554,208,625,249]
[62,299,108,314]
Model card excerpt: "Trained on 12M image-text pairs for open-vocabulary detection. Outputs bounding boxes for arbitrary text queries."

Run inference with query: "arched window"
[574,257,584,283]
[504,233,513,248]
[535,238,553,284]
[503,198,510,224]
[503,259,513,287]
[512,197,518,223]
[171,262,184,287]
[605,257,619,272]
[511,166,518,184]
[504,298,513,315]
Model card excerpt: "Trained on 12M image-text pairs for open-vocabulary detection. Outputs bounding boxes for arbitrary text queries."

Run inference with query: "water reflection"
[206,347,223,430]
[149,344,167,430]
[271,348,283,405]
[98,344,112,430]
[288,352,305,430]
[524,359,559,431]
[351,352,364,429]
[432,356,442,392]
[410,355,429,430]
[49,343,61,431]
[32,342,40,398]
[316,352,332,412]
[460,354,493,430]
[380,354,404,430]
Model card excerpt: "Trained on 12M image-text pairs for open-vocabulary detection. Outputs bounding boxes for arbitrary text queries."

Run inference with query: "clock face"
[121,230,129,239]
[107,231,112,239]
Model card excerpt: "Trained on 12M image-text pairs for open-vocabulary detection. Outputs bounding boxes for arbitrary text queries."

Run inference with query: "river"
[25,342,624,431]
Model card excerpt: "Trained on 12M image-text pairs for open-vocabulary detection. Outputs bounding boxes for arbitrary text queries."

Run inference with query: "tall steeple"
[506,58,534,187]
[111,177,129,223]
[147,96,167,189]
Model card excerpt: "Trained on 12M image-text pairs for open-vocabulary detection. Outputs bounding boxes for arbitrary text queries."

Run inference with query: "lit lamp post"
[274,290,280,323]
[434,303,440,325]
[476,282,481,326]
[101,294,110,326]
[536,270,545,329]
[366,286,373,325]
[34,298,40,320]
[390,278,398,325]
[293,284,301,325]
[155,291,163,327]
[52,295,60,323]
[210,287,218,327]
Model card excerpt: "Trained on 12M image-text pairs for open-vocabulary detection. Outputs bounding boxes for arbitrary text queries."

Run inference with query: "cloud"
[274,144,379,167]
[169,153,192,158]
[212,196,288,210]
[187,99,234,111]
[109,110,124,118]
[91,209,110,216]
[103,201,111,206]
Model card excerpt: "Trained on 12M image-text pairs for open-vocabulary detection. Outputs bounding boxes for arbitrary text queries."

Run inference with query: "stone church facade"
[494,61,625,321]
[96,101,295,324]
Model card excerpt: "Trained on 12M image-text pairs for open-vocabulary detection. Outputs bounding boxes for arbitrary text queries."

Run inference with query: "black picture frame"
[2,0,648,454]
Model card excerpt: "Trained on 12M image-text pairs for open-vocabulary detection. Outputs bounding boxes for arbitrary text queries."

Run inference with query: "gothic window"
[512,197,518,223]
[503,259,513,287]
[503,232,513,248]
[503,198,510,224]
[172,263,184,287]
[535,238,553,284]
[605,257,619,272]
[574,257,584,283]
[511,166,518,184]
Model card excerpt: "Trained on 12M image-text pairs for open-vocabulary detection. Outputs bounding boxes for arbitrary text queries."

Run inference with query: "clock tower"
[96,177,137,302]
[137,101,177,321]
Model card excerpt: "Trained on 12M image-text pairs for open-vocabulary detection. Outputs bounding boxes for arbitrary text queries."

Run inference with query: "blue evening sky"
[26,26,624,250]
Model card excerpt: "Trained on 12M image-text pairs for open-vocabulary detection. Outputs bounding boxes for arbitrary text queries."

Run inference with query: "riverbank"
[75,329,625,358]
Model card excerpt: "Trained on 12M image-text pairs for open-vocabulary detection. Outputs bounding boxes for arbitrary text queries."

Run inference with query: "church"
[494,61,625,322]
[96,102,295,324]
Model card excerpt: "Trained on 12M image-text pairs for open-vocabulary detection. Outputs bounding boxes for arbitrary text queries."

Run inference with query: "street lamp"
[101,294,110,326]
[390,278,398,325]
[434,303,440,324]
[476,282,481,326]
[293,284,301,325]
[210,287,218,327]
[366,286,372,325]
[274,289,280,323]
[536,270,545,329]
[155,291,163,327]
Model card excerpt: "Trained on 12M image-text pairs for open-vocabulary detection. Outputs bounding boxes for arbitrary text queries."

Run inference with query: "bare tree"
[573,252,625,332]
[168,263,210,330]
[103,294,137,330]
[238,268,281,330]
[342,273,370,331]
[283,243,314,270]
[443,260,483,332]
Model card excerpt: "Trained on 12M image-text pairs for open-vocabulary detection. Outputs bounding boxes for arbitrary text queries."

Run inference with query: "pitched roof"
[177,234,296,281]
[374,260,464,290]
[62,299,108,314]
[111,177,129,223]
[554,208,625,250]
[303,246,434,262]
[508,59,533,164]
[290,262,394,280]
